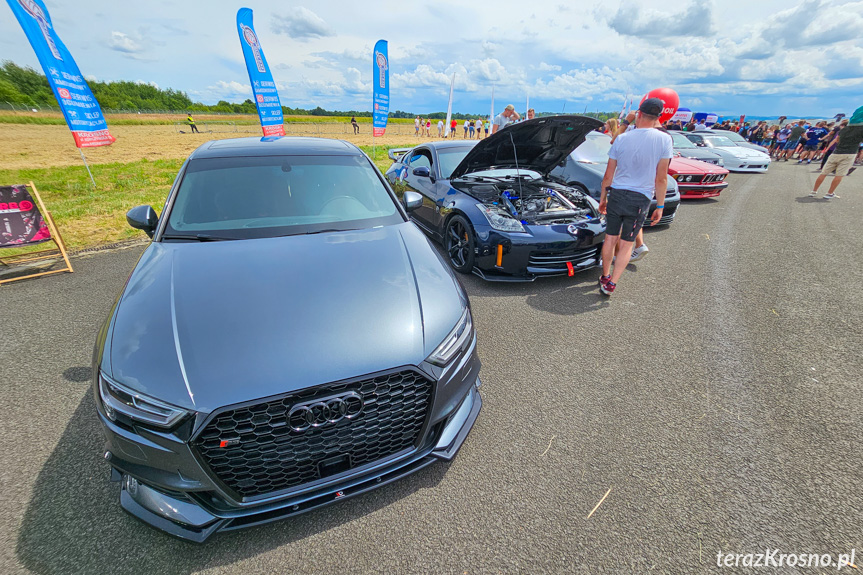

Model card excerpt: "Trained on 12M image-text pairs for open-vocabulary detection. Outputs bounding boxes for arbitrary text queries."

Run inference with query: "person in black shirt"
[810,111,863,199]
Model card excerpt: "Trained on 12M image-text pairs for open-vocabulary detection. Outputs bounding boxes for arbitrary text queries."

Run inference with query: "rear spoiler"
[387,147,412,161]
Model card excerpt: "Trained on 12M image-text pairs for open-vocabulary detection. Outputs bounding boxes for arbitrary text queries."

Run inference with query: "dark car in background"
[94,137,482,542]
[670,132,725,165]
[384,116,607,281]
[549,131,681,226]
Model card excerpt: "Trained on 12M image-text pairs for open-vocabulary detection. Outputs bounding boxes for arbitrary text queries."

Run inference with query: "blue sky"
[2,0,861,118]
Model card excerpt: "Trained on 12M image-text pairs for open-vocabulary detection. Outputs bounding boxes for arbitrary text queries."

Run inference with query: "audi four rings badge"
[288,391,364,432]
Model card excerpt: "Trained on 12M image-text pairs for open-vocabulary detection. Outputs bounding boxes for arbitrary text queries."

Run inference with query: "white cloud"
[209,80,253,99]
[108,31,143,54]
[271,7,335,40]
[538,62,561,72]
[608,0,715,38]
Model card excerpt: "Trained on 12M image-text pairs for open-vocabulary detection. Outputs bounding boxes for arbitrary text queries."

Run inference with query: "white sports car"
[684,133,771,173]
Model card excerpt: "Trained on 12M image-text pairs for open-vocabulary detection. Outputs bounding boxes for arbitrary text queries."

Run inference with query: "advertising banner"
[0,185,51,247]
[671,107,693,123]
[372,40,389,137]
[6,0,115,147]
[236,8,285,137]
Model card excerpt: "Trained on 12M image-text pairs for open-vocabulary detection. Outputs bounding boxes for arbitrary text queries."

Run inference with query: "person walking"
[350,116,359,134]
[187,113,200,134]
[438,119,444,138]
[475,119,483,139]
[415,116,421,136]
[819,121,845,169]
[597,98,672,296]
[450,118,458,138]
[809,108,863,199]
[468,120,475,138]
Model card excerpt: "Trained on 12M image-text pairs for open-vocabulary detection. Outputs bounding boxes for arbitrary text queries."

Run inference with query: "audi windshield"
[164,155,402,239]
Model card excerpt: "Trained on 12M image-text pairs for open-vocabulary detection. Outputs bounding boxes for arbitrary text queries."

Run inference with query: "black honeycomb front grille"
[193,370,433,499]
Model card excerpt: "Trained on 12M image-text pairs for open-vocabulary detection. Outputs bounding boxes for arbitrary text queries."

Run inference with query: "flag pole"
[79,148,96,188]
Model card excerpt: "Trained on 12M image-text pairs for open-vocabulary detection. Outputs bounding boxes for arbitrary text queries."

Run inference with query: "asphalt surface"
[1,161,861,574]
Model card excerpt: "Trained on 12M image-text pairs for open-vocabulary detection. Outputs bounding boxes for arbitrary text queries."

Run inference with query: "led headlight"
[476,204,525,233]
[98,373,190,428]
[427,308,473,367]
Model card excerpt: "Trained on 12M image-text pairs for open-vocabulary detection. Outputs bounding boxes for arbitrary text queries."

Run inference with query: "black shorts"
[605,188,651,242]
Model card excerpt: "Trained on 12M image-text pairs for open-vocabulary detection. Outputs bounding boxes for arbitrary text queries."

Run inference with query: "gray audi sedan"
[93,136,482,542]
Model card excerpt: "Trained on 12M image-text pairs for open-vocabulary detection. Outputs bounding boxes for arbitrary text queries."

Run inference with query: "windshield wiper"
[302,228,358,235]
[161,234,242,242]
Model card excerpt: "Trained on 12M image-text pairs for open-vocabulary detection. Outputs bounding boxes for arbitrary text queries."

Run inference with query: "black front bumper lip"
[119,382,482,543]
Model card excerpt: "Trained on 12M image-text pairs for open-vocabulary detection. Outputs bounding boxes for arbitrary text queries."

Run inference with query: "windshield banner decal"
[236,8,285,137]
[372,40,389,137]
[7,0,115,148]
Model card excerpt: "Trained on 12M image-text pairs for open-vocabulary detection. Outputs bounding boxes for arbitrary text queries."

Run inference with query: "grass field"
[0,121,429,253]
[0,111,475,255]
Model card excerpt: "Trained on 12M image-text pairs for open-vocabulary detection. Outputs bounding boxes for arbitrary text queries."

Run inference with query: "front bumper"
[678,181,728,199]
[471,219,606,282]
[726,159,770,172]
[116,383,481,543]
[97,341,482,542]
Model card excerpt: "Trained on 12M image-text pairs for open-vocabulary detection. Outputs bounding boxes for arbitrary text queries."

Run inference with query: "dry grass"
[0,115,459,251]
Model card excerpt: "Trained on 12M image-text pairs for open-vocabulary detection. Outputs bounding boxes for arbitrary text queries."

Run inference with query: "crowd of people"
[593,104,863,291]
[411,105,540,139]
[414,115,490,139]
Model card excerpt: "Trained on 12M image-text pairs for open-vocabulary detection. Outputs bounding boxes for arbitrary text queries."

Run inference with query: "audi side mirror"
[412,166,431,178]
[402,191,422,212]
[126,205,158,238]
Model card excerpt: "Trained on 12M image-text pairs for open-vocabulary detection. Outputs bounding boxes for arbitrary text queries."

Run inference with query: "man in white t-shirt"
[415,116,420,136]
[694,119,708,131]
[437,119,444,137]
[491,104,520,134]
[598,98,673,296]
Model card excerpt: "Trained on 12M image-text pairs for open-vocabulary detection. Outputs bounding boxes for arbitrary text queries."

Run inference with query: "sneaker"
[797,159,804,164]
[600,280,616,296]
[806,159,811,164]
[630,245,649,262]
[808,191,818,197]
[599,274,610,288]
[823,193,839,200]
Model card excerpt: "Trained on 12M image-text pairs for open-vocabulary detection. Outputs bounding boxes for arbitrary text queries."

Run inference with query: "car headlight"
[98,373,190,428]
[427,308,473,367]
[476,204,525,233]
[672,174,680,180]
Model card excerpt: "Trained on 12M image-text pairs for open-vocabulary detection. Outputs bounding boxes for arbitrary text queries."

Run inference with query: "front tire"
[445,215,475,274]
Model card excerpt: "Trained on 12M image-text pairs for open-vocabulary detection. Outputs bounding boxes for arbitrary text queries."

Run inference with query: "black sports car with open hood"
[384,115,606,281]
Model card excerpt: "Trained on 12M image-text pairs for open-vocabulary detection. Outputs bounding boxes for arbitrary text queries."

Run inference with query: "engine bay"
[453,178,598,225]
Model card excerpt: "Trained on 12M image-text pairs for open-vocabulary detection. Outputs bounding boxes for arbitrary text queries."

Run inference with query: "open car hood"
[449,115,604,180]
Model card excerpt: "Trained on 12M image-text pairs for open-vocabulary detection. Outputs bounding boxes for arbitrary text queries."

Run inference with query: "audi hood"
[100,223,466,413]
[449,115,604,180]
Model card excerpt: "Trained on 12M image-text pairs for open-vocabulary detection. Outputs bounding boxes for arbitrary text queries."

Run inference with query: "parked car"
[94,136,482,542]
[384,115,607,281]
[668,156,729,199]
[670,132,725,165]
[548,131,681,226]
[699,129,770,154]
[683,133,771,172]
